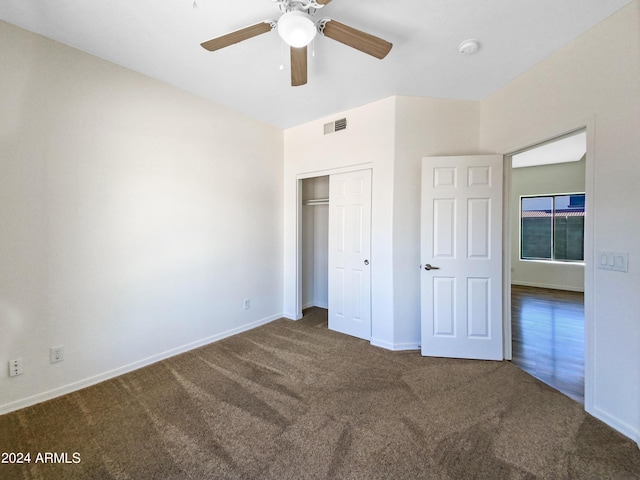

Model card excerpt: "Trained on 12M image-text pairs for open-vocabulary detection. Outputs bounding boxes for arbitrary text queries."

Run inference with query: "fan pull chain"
[279,41,285,71]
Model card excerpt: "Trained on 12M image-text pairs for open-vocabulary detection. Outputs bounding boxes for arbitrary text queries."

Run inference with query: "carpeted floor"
[1,308,639,479]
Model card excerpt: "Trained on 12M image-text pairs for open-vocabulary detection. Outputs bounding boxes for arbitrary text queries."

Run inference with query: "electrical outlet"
[243,298,251,310]
[8,358,23,377]
[50,346,64,364]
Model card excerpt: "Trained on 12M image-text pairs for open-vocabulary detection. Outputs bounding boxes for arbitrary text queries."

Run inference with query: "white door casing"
[421,155,503,360]
[328,169,372,340]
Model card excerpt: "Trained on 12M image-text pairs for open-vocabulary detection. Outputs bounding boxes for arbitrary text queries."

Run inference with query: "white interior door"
[421,155,503,360]
[328,169,372,340]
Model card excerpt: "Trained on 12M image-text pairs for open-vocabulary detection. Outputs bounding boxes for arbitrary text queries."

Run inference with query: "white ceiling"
[512,131,586,168]
[0,0,633,128]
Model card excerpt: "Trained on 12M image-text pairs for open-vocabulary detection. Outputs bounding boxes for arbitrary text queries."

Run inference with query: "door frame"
[502,123,595,411]
[294,163,374,321]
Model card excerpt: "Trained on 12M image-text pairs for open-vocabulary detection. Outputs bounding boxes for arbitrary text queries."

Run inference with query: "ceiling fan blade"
[316,0,334,5]
[320,19,392,59]
[291,46,308,86]
[201,21,274,52]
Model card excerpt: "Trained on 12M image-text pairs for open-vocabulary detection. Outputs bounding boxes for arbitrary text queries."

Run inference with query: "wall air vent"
[323,118,348,135]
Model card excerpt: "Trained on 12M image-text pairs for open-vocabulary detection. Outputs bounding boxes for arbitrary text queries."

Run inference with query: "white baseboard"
[370,338,420,351]
[302,302,328,310]
[0,313,283,416]
[511,280,584,292]
[589,405,640,448]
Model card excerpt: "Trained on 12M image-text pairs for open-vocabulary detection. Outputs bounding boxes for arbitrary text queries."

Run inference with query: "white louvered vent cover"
[324,118,348,135]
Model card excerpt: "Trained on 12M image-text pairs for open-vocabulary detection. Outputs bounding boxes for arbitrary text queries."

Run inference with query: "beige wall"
[480,0,640,443]
[0,21,284,412]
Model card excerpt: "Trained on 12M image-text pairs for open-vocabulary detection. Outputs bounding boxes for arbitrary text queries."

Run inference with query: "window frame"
[519,192,585,264]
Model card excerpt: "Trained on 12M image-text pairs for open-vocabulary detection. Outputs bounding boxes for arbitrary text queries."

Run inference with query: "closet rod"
[303,198,329,206]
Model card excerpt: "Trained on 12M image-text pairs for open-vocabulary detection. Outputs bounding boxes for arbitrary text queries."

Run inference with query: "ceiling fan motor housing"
[275,0,323,14]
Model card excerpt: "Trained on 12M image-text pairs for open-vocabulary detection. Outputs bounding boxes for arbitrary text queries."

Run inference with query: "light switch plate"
[597,251,628,272]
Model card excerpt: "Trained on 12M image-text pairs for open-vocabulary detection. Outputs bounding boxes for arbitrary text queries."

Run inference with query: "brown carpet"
[1,307,639,479]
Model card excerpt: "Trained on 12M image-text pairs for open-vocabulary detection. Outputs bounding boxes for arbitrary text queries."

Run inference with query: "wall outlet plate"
[9,358,23,377]
[50,346,64,363]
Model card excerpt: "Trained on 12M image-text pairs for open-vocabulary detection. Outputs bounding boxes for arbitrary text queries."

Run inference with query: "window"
[520,194,585,262]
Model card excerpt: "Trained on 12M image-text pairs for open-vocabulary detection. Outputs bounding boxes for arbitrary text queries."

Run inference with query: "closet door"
[328,169,372,340]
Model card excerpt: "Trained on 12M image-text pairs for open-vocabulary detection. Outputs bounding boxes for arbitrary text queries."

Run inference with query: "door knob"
[424,264,440,271]
[364,259,370,265]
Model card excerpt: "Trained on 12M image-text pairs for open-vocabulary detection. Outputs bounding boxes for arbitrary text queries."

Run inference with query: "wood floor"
[511,285,585,404]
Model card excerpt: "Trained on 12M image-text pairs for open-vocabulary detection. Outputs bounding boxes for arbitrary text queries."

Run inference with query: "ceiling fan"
[200,0,393,86]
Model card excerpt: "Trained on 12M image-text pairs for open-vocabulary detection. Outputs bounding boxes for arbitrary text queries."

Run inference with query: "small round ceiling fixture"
[458,39,480,55]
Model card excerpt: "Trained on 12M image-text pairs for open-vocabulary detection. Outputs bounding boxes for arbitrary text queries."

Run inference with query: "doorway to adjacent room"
[507,129,587,403]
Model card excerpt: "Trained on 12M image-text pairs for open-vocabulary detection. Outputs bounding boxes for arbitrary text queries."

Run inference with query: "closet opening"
[301,176,329,316]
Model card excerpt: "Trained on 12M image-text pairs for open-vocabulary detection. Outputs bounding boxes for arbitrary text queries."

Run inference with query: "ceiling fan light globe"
[278,11,316,48]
